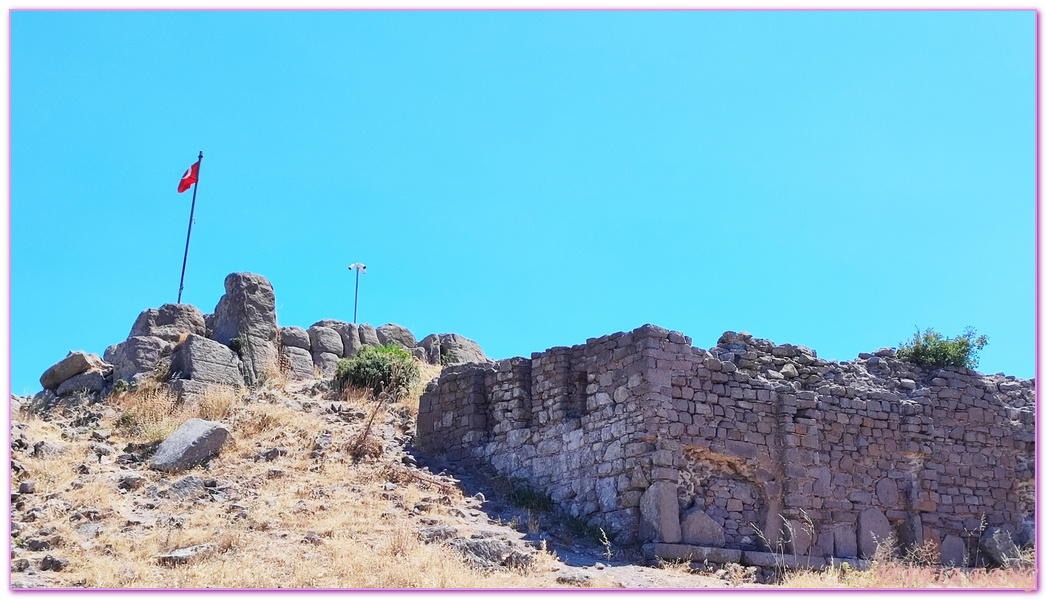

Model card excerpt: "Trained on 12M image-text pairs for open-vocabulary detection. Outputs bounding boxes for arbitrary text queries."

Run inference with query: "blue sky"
[10,10,1035,395]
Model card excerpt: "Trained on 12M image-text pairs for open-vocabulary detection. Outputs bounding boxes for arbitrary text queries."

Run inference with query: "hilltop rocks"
[169,335,245,387]
[150,418,231,473]
[419,333,490,366]
[210,273,279,385]
[279,327,311,350]
[358,324,380,347]
[279,346,315,380]
[104,336,171,384]
[130,304,206,342]
[40,351,111,392]
[376,324,417,348]
[308,326,343,356]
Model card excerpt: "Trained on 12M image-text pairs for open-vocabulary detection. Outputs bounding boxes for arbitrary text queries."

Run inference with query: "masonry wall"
[417,325,1035,563]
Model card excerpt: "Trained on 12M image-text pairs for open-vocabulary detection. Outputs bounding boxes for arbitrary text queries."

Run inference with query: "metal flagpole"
[349,263,366,323]
[177,151,203,304]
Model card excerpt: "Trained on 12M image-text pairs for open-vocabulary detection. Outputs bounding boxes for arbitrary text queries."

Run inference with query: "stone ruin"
[417,324,1035,568]
[31,272,490,408]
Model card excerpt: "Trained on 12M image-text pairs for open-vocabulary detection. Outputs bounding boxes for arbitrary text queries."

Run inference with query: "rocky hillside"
[9,373,756,589]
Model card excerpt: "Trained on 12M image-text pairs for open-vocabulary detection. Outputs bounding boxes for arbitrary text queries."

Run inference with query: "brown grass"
[12,362,590,588]
[780,537,1036,590]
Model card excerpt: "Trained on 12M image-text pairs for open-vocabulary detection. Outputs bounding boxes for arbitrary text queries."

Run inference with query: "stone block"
[150,418,232,473]
[640,481,682,543]
[681,508,725,547]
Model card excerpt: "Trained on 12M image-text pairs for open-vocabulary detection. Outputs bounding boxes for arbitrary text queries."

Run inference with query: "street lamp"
[349,263,367,324]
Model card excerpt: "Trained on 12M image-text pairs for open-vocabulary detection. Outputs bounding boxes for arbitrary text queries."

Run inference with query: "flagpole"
[177,151,203,304]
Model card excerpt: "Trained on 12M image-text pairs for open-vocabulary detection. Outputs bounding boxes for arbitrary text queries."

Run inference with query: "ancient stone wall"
[417,324,1035,566]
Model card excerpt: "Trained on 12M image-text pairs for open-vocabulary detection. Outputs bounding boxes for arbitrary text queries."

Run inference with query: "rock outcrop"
[129,303,206,342]
[210,273,280,385]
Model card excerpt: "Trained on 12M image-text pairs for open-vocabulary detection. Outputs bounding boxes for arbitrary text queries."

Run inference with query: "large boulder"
[313,320,362,358]
[980,527,1023,567]
[169,335,245,386]
[308,326,343,356]
[358,323,380,347]
[104,336,172,384]
[431,333,490,366]
[279,346,315,380]
[279,326,311,350]
[150,418,231,473]
[681,508,725,547]
[209,273,280,385]
[40,351,111,391]
[312,352,340,379]
[129,304,206,342]
[639,482,682,544]
[55,371,109,397]
[376,324,417,348]
[418,334,442,364]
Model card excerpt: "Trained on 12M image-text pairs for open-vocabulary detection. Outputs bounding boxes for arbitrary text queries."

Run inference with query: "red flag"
[177,161,200,193]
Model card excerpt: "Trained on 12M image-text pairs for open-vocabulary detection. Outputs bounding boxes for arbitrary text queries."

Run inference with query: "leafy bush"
[896,327,988,369]
[334,344,420,400]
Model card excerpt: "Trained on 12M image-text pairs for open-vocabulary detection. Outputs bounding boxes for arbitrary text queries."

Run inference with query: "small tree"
[896,327,988,369]
[334,344,420,400]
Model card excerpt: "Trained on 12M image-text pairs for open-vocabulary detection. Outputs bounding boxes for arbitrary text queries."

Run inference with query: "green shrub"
[896,327,988,369]
[334,344,420,400]
[228,336,243,356]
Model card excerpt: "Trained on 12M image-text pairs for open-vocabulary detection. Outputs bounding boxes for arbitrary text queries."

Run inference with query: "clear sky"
[10,10,1036,395]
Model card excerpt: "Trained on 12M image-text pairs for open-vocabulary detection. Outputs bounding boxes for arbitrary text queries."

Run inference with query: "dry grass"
[780,537,1036,590]
[12,361,582,589]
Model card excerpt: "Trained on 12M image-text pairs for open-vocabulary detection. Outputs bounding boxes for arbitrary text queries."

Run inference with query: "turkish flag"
[177,161,200,193]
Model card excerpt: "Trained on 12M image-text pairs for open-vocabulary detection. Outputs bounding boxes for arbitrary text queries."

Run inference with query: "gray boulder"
[56,371,108,397]
[280,346,315,380]
[308,326,343,356]
[376,324,417,348]
[358,323,380,346]
[158,543,218,566]
[130,304,206,342]
[150,418,231,473]
[104,335,172,384]
[279,326,311,350]
[209,272,280,385]
[40,351,111,391]
[639,481,682,544]
[435,333,490,366]
[313,320,362,357]
[312,352,340,379]
[419,334,442,364]
[681,507,725,547]
[857,507,892,559]
[980,527,1023,567]
[169,334,245,386]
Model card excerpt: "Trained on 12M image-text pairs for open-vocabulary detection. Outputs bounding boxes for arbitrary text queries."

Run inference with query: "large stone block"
[857,507,892,559]
[104,335,172,384]
[280,346,315,380]
[639,481,682,543]
[834,524,858,558]
[40,351,110,391]
[681,508,725,547]
[150,418,232,473]
[130,303,206,342]
[209,272,279,385]
[169,334,245,386]
[940,534,967,567]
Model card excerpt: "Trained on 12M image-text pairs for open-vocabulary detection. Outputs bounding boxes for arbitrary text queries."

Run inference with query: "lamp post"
[349,263,366,324]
